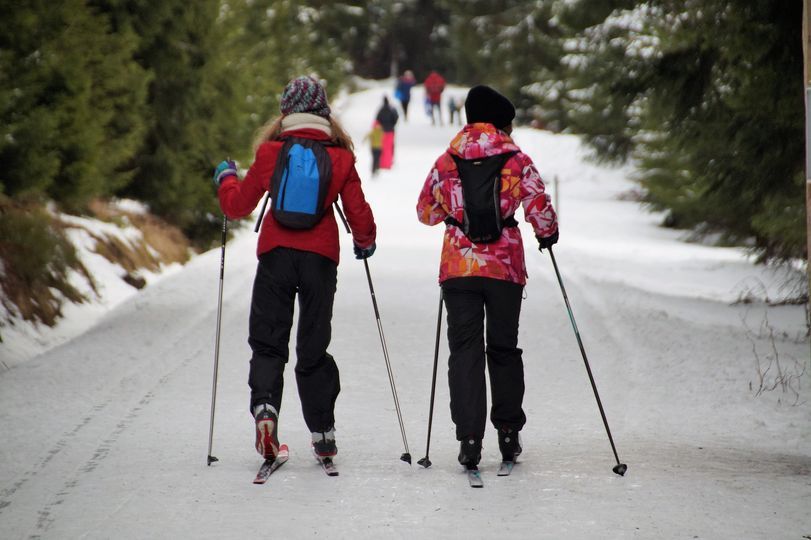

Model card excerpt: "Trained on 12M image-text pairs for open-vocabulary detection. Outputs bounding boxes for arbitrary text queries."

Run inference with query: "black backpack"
[265,136,332,230]
[445,151,518,243]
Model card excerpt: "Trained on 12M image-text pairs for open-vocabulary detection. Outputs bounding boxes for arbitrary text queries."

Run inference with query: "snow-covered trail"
[1,82,810,539]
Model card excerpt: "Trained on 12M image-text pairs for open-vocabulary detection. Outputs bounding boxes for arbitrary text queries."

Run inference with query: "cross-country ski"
[497,461,515,477]
[466,466,484,488]
[253,444,290,484]
[316,456,340,477]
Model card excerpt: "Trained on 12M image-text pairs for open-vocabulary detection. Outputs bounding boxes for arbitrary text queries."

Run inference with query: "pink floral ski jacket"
[416,123,558,285]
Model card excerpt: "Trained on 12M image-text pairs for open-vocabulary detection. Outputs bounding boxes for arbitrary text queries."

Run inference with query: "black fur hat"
[464,85,515,129]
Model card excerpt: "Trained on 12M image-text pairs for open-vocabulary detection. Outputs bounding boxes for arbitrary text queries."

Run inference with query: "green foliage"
[95,0,355,244]
[1,0,357,248]
[0,200,80,295]
[538,0,806,262]
[444,1,562,121]
[0,196,91,330]
[96,1,236,243]
[0,0,804,264]
[221,0,352,155]
[0,0,147,210]
[313,0,452,81]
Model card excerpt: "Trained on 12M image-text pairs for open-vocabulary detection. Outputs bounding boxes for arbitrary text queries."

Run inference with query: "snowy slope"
[0,201,185,371]
[1,81,809,540]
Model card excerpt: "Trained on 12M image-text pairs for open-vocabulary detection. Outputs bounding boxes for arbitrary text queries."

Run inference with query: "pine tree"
[222,0,351,155]
[0,0,147,209]
[441,1,564,124]
[100,0,237,244]
[538,0,806,262]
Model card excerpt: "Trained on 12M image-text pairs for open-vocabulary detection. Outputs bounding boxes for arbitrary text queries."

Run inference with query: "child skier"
[213,76,377,465]
[416,85,558,468]
[363,120,384,176]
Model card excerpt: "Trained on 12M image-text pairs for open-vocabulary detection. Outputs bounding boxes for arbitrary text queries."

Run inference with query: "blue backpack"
[267,136,332,229]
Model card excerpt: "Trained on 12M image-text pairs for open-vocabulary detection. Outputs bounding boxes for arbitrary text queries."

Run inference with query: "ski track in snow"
[1,82,810,539]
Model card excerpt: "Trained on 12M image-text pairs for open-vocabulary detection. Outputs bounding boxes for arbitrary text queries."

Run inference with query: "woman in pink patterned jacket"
[416,85,558,468]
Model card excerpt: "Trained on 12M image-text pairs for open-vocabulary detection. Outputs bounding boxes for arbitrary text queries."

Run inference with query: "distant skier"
[447,95,463,125]
[213,76,377,467]
[394,70,416,121]
[375,96,399,169]
[423,70,446,126]
[363,120,383,176]
[416,85,558,468]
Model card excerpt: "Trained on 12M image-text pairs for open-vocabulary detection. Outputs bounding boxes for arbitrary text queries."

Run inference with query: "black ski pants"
[248,247,339,433]
[441,277,527,441]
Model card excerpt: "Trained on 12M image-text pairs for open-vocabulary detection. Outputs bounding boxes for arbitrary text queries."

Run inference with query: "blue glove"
[213,159,237,186]
[537,230,559,252]
[353,242,376,260]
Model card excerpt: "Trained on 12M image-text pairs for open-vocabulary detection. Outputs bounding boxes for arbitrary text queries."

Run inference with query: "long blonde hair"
[252,115,355,154]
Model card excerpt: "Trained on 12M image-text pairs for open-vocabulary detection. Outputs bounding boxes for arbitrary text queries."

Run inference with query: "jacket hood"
[448,123,520,160]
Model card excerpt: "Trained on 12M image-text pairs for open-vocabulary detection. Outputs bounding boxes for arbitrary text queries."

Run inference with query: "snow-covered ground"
[0,200,185,371]
[1,81,809,539]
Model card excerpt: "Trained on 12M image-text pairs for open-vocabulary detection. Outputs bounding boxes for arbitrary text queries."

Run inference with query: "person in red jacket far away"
[424,70,446,126]
[212,76,377,465]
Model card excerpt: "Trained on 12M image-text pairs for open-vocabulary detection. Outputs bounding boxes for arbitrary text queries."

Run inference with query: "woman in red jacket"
[213,76,377,464]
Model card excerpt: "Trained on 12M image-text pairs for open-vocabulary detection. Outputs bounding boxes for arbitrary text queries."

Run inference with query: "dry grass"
[87,199,192,267]
[0,198,89,328]
[125,213,191,266]
[1,199,193,331]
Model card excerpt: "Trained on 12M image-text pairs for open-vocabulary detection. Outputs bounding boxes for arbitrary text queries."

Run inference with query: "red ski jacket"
[217,128,376,264]
[424,72,446,104]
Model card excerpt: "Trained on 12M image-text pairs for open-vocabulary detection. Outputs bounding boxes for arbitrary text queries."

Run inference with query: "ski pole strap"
[444,215,518,228]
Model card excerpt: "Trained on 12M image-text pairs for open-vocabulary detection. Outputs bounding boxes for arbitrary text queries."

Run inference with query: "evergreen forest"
[0,0,805,292]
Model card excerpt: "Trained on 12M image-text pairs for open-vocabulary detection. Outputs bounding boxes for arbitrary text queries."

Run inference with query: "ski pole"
[335,203,411,464]
[255,192,270,232]
[207,214,228,466]
[334,202,351,234]
[417,290,443,468]
[547,246,627,476]
[363,258,412,464]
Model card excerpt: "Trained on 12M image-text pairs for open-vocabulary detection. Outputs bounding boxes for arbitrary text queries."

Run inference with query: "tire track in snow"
[30,348,201,536]
[0,401,111,515]
[3,232,245,537]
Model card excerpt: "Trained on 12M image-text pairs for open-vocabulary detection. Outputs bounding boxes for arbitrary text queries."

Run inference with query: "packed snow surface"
[1,81,809,539]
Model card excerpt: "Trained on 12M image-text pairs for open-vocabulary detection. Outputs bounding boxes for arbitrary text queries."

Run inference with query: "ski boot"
[458,436,482,468]
[312,429,337,458]
[254,403,280,460]
[498,428,522,462]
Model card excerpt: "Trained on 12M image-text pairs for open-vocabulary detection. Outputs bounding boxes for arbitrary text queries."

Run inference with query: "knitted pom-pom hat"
[280,76,331,118]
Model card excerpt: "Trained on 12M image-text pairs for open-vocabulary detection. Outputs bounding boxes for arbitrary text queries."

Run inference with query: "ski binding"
[315,453,339,476]
[253,444,289,484]
[497,461,515,476]
[466,465,483,488]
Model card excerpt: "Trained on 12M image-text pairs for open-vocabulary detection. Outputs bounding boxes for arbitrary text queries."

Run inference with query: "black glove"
[537,230,559,252]
[353,242,376,260]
